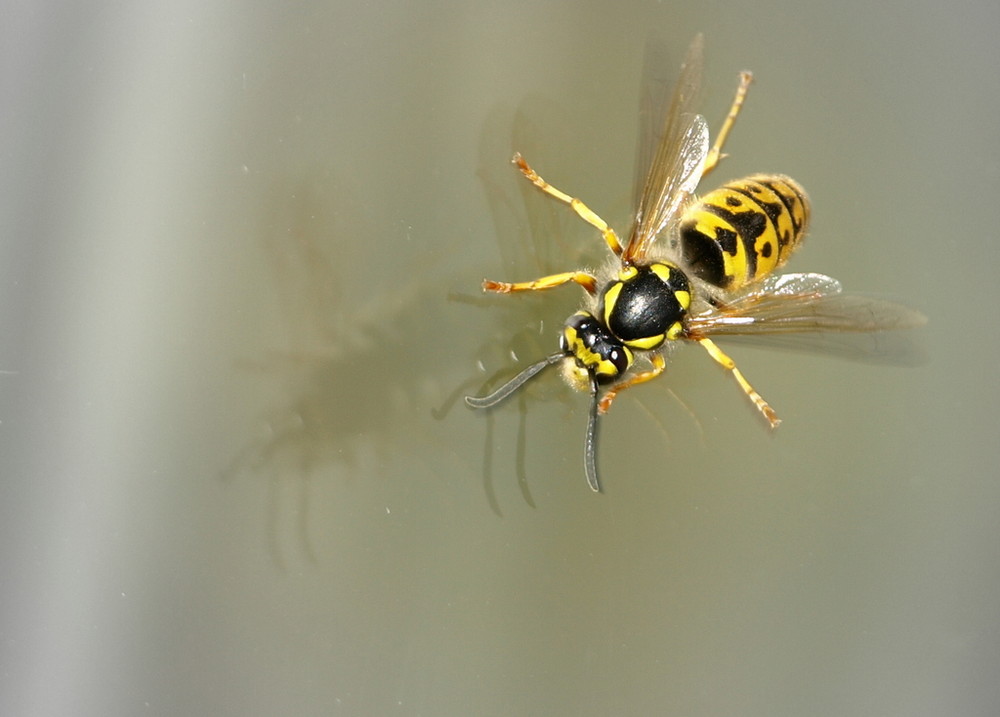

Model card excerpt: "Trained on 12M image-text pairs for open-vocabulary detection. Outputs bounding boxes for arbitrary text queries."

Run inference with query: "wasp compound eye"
[562,312,633,381]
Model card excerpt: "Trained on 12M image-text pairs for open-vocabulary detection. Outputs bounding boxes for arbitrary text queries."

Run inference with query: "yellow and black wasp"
[466,35,924,492]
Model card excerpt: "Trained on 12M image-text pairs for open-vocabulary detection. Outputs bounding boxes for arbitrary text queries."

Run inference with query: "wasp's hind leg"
[697,337,780,428]
[702,71,753,177]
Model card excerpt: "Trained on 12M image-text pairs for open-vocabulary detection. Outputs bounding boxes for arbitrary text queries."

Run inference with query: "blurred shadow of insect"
[465,34,926,493]
[223,178,434,565]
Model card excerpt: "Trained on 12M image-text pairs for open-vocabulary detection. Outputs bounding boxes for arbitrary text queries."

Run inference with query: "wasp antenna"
[584,373,603,493]
[465,352,564,409]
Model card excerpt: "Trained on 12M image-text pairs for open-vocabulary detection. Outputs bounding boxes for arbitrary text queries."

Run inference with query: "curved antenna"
[465,352,565,409]
[584,372,603,493]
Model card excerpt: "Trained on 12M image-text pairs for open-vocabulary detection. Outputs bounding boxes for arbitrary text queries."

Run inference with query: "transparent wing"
[715,327,929,366]
[623,35,709,264]
[686,272,928,337]
[631,35,701,214]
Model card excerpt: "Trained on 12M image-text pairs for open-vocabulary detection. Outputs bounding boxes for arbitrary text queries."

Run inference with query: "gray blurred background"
[2,1,997,715]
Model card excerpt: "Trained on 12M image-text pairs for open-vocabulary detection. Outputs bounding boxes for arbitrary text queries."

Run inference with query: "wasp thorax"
[598,263,691,350]
[560,311,633,384]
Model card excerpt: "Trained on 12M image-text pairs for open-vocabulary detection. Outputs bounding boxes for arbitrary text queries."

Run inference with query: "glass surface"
[2,2,997,715]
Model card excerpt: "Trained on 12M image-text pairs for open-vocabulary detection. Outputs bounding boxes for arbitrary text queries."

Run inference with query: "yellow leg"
[702,71,753,177]
[483,271,598,295]
[512,152,624,257]
[697,338,780,428]
[597,353,666,414]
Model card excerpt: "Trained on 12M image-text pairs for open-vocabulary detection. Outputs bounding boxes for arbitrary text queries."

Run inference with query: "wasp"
[466,35,925,492]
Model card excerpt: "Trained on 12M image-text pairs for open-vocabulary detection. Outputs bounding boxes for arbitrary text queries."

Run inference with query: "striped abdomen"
[679,174,810,291]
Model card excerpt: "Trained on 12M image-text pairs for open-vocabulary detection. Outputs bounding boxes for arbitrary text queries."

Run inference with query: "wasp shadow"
[223,171,448,567]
